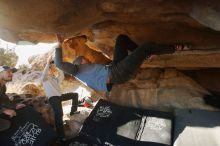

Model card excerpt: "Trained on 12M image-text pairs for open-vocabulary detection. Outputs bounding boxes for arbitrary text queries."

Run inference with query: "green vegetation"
[18,64,30,70]
[0,48,18,67]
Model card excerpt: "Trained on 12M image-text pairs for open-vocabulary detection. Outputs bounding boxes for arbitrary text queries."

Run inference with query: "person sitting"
[0,65,25,131]
[55,34,187,93]
[40,58,79,142]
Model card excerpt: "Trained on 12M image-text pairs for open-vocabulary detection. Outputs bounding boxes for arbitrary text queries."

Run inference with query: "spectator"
[0,66,25,131]
[41,58,79,142]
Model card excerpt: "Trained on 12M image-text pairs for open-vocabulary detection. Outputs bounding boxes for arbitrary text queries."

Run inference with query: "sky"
[0,39,55,67]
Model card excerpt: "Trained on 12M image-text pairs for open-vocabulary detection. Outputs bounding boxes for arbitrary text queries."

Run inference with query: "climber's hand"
[56,34,65,47]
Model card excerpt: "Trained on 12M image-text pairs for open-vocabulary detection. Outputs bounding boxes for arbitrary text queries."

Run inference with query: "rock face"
[2,1,220,68]
[1,1,220,49]
[108,68,215,111]
[190,1,220,31]
[7,69,44,95]
[28,49,55,70]
[182,69,220,96]
[62,35,111,63]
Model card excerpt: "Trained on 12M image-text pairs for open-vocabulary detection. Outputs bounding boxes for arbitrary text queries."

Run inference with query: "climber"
[55,34,188,94]
[41,58,79,142]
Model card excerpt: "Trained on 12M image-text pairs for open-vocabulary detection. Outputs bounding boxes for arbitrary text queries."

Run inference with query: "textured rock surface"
[62,35,111,63]
[182,69,220,96]
[190,1,220,31]
[142,51,220,68]
[1,0,220,49]
[108,68,216,111]
[2,1,220,69]
[28,49,55,70]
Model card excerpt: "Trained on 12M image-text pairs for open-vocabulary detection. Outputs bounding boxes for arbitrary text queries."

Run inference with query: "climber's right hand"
[56,34,65,47]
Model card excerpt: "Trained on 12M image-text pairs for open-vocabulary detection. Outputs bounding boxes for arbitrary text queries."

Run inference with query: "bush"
[0,48,18,67]
[18,64,30,70]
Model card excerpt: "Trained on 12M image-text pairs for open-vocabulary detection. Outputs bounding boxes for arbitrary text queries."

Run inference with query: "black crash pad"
[0,106,56,146]
[70,99,173,146]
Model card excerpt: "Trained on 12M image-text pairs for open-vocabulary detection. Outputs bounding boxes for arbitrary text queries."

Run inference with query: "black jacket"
[0,84,16,114]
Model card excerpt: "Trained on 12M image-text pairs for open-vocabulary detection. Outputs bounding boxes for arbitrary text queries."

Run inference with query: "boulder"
[108,68,215,111]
